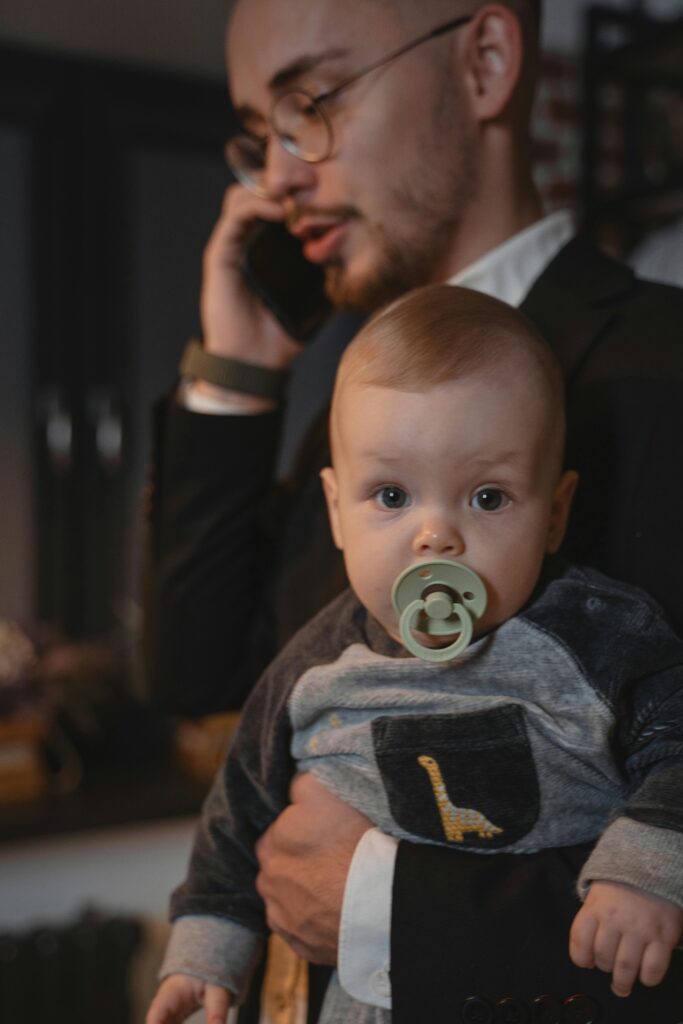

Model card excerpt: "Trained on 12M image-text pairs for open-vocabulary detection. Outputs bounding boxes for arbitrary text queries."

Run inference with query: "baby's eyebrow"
[359,450,404,462]
[469,450,524,468]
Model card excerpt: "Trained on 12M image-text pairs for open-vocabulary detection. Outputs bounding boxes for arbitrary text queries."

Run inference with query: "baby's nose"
[412,519,464,557]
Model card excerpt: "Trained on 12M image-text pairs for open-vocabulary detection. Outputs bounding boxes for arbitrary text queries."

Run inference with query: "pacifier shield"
[391,560,487,662]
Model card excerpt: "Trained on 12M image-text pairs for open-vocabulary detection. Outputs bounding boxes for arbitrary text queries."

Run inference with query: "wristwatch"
[179,339,290,401]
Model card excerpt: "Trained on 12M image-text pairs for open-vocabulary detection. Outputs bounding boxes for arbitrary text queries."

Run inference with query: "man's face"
[321,375,576,647]
[227,0,478,311]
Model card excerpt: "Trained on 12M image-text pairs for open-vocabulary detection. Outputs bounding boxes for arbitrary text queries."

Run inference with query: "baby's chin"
[372,614,405,649]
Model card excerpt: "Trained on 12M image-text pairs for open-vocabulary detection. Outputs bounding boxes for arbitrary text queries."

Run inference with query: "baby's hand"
[146,973,232,1024]
[569,880,683,997]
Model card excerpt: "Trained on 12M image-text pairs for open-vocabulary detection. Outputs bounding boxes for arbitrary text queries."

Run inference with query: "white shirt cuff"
[178,379,262,415]
[338,827,397,1009]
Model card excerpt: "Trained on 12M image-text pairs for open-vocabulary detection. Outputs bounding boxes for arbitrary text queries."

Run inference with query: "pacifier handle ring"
[399,599,473,663]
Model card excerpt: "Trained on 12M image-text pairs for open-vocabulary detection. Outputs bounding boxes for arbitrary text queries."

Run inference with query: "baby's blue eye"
[375,486,409,510]
[471,488,509,512]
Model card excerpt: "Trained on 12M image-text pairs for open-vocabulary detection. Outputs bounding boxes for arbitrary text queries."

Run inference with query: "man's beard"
[323,132,477,313]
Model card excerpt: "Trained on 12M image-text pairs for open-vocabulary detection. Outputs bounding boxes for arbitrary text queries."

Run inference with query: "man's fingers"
[289,771,338,804]
[255,801,302,864]
[288,773,370,825]
[253,774,372,968]
[254,827,271,864]
[204,983,232,1024]
[569,908,597,969]
[255,866,281,930]
[610,934,644,997]
[640,940,674,988]
[263,922,309,961]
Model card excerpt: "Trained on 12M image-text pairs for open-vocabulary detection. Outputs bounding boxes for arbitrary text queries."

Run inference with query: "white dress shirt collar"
[448,209,575,308]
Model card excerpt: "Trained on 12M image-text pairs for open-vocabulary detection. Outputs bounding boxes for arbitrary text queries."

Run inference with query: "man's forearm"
[143,398,283,715]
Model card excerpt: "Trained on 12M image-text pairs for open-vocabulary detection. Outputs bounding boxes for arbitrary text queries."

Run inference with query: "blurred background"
[0,0,682,1020]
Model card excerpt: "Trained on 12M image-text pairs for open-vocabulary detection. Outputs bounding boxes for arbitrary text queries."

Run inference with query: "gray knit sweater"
[162,560,683,1022]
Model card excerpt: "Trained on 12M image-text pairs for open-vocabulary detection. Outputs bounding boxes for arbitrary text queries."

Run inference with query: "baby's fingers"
[569,906,597,969]
[204,983,232,1024]
[146,977,200,1024]
[640,940,675,989]
[610,934,645,998]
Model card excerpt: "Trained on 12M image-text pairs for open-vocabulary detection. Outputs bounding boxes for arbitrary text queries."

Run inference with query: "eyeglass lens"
[227,91,332,193]
[272,91,332,162]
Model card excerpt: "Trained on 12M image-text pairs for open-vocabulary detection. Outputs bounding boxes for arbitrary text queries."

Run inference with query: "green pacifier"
[391,560,487,663]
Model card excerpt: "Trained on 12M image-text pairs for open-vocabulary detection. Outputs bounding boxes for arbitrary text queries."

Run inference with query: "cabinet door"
[0,49,233,637]
[114,138,230,634]
[0,125,35,623]
[0,53,77,630]
[73,69,234,636]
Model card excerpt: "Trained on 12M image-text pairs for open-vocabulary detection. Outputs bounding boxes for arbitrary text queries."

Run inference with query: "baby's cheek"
[362,579,395,629]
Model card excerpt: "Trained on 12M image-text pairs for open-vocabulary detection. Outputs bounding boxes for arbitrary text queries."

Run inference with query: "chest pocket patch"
[372,705,539,849]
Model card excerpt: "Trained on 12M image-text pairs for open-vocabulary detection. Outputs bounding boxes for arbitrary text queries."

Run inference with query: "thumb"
[204,983,232,1024]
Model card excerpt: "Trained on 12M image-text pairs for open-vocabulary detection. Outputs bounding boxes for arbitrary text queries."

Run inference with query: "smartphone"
[241,220,333,342]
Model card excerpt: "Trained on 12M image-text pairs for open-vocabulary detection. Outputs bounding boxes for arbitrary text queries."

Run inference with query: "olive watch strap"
[179,339,290,401]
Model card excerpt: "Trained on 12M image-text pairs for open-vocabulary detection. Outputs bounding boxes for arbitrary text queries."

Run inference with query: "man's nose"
[262,138,318,201]
[412,516,464,558]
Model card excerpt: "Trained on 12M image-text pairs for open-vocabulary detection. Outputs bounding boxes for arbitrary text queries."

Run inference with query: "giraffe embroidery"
[417,754,504,843]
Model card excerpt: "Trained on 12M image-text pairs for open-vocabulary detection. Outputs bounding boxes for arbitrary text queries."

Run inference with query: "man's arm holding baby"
[255,773,373,964]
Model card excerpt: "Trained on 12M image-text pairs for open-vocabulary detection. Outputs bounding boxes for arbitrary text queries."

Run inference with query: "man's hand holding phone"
[195,187,302,409]
[195,185,330,411]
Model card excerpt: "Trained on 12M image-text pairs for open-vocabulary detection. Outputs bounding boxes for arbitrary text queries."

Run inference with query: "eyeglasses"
[226,14,473,197]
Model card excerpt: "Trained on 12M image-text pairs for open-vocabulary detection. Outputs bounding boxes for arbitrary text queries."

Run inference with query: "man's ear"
[459,5,524,121]
[546,470,579,554]
[320,467,344,550]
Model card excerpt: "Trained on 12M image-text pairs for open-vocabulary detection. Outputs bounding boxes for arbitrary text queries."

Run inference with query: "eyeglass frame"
[226,13,473,194]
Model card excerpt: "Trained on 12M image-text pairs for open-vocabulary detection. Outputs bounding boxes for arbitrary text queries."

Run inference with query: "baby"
[148,285,683,1024]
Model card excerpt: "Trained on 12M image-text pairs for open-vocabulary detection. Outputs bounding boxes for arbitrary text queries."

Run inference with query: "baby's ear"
[320,467,344,550]
[546,470,579,554]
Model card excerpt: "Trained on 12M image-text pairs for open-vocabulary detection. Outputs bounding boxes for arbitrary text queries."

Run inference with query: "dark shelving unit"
[582,5,683,251]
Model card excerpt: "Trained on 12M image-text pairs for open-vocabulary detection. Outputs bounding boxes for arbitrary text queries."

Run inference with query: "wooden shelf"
[0,754,207,843]
[582,6,683,244]
[607,16,683,89]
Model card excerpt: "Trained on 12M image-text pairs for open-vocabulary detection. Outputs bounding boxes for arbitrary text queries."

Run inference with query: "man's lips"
[289,217,350,263]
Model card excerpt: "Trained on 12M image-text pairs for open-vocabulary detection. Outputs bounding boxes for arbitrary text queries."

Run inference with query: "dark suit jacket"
[144,236,683,1021]
[392,237,683,1023]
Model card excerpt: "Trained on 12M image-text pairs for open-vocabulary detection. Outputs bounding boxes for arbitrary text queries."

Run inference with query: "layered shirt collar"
[448,209,574,308]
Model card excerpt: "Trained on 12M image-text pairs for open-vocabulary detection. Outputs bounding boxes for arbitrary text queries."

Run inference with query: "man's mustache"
[286,205,359,230]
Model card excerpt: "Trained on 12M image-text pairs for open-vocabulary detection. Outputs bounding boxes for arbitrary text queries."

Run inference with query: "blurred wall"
[0,0,682,81]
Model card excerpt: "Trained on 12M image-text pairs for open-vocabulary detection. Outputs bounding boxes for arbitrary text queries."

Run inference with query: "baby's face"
[321,375,577,645]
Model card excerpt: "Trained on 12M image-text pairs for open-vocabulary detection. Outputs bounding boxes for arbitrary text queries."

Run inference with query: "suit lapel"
[520,236,636,385]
